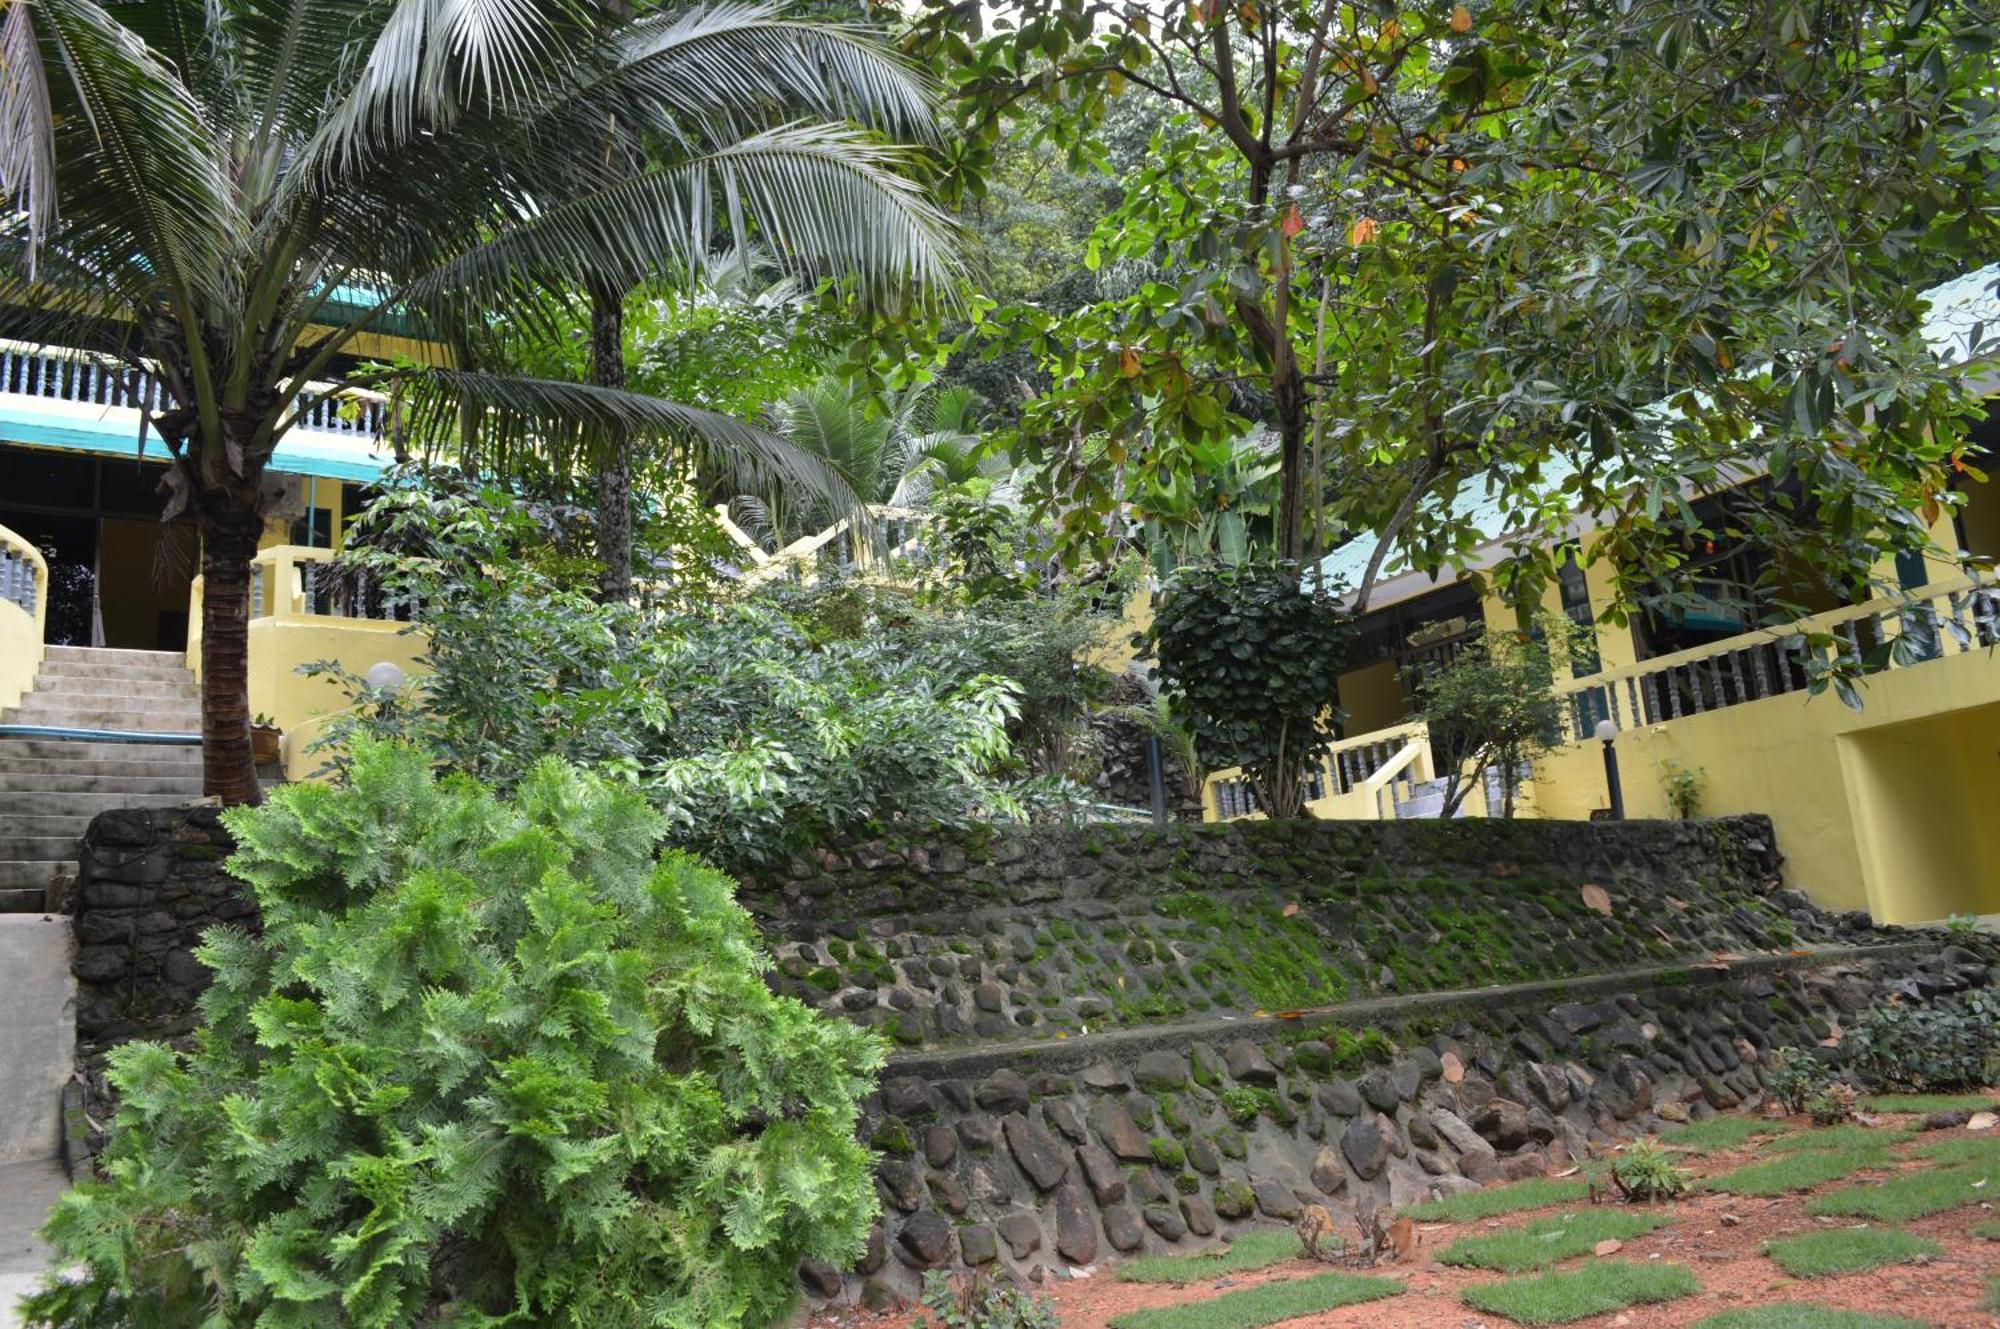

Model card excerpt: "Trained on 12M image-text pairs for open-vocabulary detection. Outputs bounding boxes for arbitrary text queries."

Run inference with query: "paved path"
[0,1157,64,1328]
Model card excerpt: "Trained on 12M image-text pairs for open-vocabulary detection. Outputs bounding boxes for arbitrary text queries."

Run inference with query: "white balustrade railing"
[1555,574,1999,738]
[737,504,933,587]
[0,339,386,439]
[0,528,42,618]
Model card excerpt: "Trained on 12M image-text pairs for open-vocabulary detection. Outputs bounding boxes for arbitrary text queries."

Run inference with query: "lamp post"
[1594,718,1625,820]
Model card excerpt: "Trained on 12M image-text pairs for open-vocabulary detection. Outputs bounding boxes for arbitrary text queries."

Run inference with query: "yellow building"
[1206,263,2000,925]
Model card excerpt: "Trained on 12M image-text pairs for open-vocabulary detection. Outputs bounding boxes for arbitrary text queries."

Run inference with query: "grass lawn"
[1973,1220,2000,1240]
[1400,1176,1590,1222]
[1761,1226,1940,1278]
[1759,1125,1913,1154]
[1117,1231,1298,1284]
[1458,1260,1697,1326]
[1104,1271,1402,1329]
[1689,1308,1929,1329]
[1856,1093,1994,1115]
[1806,1163,1998,1221]
[1658,1116,1788,1154]
[1437,1210,1670,1273]
[1984,1276,2000,1313]
[1701,1144,1891,1196]
[1905,1134,2000,1166]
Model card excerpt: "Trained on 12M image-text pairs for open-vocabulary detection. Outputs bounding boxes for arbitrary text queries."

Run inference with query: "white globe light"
[1593,718,1619,743]
[364,661,406,692]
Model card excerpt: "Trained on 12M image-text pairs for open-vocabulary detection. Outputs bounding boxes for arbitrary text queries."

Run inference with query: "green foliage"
[1147,1137,1186,1169]
[1657,1116,1787,1155]
[1400,1177,1591,1222]
[1762,1125,1915,1155]
[1611,1140,1692,1201]
[1761,1227,1941,1278]
[1845,989,2000,1093]
[24,742,884,1327]
[316,483,1082,868]
[1765,1045,1837,1115]
[1105,1271,1403,1329]
[1117,1231,1300,1285]
[1459,1260,1698,1326]
[913,1270,1059,1329]
[1807,1082,1859,1127]
[1219,1086,1272,1125]
[1659,760,1706,820]
[920,0,2000,619]
[1973,1220,2000,1240]
[1405,615,1590,817]
[1438,1210,1671,1274]
[1146,562,1352,817]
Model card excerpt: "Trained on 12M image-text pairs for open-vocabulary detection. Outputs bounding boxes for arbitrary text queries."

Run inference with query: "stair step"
[29,677,198,701]
[0,790,206,817]
[2,706,202,731]
[34,663,198,685]
[0,771,204,795]
[0,861,63,889]
[0,836,84,861]
[0,887,51,913]
[2,815,95,836]
[0,738,201,763]
[0,756,202,780]
[43,646,188,666]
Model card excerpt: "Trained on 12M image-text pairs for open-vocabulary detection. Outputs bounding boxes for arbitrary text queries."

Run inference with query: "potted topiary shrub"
[250,713,283,765]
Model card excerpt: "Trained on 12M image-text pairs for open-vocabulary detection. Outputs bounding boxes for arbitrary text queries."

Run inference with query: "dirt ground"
[809,1101,2000,1329]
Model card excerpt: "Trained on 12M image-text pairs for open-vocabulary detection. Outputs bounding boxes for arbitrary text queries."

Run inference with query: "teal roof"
[1315,262,2000,594]
[0,403,392,482]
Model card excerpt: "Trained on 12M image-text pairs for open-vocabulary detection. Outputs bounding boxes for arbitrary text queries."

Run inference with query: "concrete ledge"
[0,918,74,1164]
[883,939,1958,1083]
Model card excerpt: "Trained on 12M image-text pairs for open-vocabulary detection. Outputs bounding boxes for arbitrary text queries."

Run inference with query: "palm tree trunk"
[590,277,634,603]
[198,495,263,806]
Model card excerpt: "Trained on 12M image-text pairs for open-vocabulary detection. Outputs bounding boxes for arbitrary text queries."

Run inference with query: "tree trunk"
[589,278,634,603]
[1273,360,1309,563]
[199,495,264,807]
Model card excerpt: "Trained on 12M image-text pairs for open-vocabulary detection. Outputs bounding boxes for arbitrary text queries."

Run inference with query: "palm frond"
[0,2,57,273]
[406,124,959,314]
[395,367,861,520]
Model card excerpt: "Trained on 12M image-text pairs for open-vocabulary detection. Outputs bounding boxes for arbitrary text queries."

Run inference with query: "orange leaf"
[1119,347,1140,377]
[1389,1218,1419,1260]
[1280,203,1304,238]
[1581,883,1613,916]
[1347,216,1377,245]
[1450,4,1473,32]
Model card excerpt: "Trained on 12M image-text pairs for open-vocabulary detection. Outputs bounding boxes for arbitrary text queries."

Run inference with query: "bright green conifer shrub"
[26,741,885,1327]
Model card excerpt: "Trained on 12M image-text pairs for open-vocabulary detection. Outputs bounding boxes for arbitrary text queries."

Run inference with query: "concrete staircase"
[0,647,203,913]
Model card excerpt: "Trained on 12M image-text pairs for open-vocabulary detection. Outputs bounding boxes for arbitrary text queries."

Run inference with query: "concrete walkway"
[0,1159,64,1327]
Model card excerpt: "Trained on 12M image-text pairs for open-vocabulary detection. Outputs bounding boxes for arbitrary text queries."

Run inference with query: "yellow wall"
[1837,703,2000,923]
[248,616,428,781]
[0,527,47,711]
[1533,645,2000,921]
[1339,660,1409,734]
[97,517,194,650]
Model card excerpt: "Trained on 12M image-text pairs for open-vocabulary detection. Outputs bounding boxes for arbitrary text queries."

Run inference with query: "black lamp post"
[1594,718,1625,820]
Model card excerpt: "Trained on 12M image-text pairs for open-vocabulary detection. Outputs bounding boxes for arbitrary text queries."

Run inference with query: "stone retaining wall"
[743,817,1886,1054]
[68,805,246,1045]
[827,939,1995,1310]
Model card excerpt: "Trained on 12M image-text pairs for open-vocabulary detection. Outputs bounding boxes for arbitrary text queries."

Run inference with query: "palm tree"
[744,378,998,544]
[0,0,955,805]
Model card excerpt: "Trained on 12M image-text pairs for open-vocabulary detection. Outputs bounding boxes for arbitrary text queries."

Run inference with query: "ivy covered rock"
[27,741,885,1327]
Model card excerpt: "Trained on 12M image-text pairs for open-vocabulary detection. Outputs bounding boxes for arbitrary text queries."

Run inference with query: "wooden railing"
[1553,573,1999,739]
[720,504,932,588]
[0,339,387,439]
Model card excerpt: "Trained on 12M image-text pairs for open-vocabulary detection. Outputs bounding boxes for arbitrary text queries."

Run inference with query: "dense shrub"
[26,742,884,1327]
[312,481,1114,868]
[1844,988,2000,1093]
